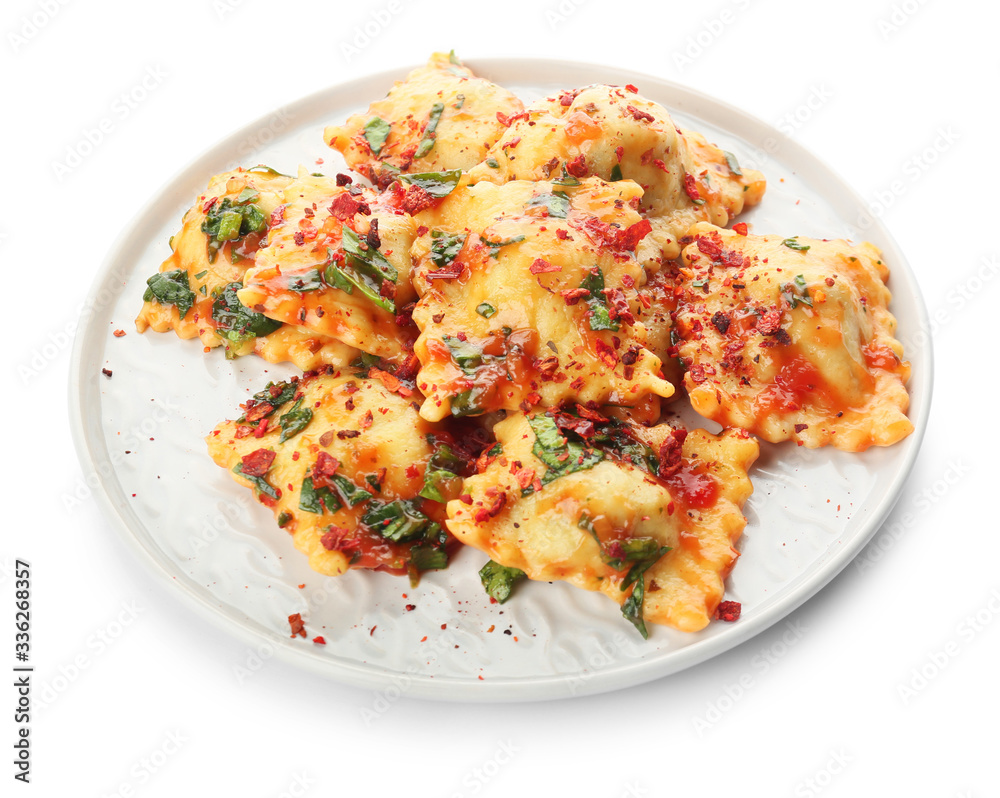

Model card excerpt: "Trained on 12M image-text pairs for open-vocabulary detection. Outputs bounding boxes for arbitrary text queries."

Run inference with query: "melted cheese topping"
[446,413,759,632]
[408,177,675,421]
[324,52,524,181]
[206,369,453,577]
[466,84,765,265]
[134,168,359,370]
[674,222,913,450]
[239,173,417,361]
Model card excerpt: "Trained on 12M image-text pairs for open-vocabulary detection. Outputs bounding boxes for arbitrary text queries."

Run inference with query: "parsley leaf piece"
[430,230,467,268]
[609,164,623,182]
[278,398,313,443]
[528,191,571,219]
[400,169,463,198]
[723,151,743,176]
[479,560,527,604]
[363,116,391,155]
[443,336,486,374]
[481,234,526,258]
[331,474,373,508]
[362,499,433,543]
[233,461,278,500]
[579,267,619,331]
[299,476,342,514]
[341,225,397,283]
[143,269,196,320]
[526,414,604,490]
[620,546,671,639]
[476,302,497,318]
[211,282,282,351]
[414,102,445,159]
[782,237,810,252]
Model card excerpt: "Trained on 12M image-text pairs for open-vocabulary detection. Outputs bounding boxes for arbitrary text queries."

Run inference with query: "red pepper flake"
[288,613,307,638]
[658,427,688,477]
[269,205,286,227]
[474,491,507,523]
[359,409,373,430]
[715,601,741,622]
[756,309,783,336]
[529,258,561,274]
[514,467,536,489]
[696,234,722,259]
[594,338,619,369]
[614,219,652,252]
[825,277,836,287]
[566,154,589,178]
[732,222,748,236]
[369,367,405,396]
[626,105,656,123]
[252,418,269,438]
[711,311,731,335]
[113,329,126,337]
[555,229,570,241]
[688,363,707,384]
[615,145,624,163]
[401,185,435,215]
[459,494,473,505]
[101,368,113,378]
[321,526,359,553]
[240,448,275,477]
[336,429,361,439]
[335,173,353,186]
[329,192,365,221]
[602,287,635,325]
[405,604,416,612]
[502,135,522,150]
[312,636,326,645]
[416,225,429,237]
[625,83,639,94]
[794,423,809,433]
[683,173,703,203]
[560,287,590,306]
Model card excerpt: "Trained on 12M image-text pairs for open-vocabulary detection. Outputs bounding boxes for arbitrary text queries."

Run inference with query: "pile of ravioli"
[135,53,913,638]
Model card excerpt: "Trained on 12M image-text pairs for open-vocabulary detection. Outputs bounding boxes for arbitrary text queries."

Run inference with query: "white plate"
[69,59,932,701]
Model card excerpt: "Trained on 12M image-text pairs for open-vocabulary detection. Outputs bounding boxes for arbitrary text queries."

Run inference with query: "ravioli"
[672,223,913,450]
[446,410,759,633]
[466,84,765,265]
[206,366,479,579]
[407,176,675,421]
[236,173,419,362]
[134,167,358,370]
[324,51,524,185]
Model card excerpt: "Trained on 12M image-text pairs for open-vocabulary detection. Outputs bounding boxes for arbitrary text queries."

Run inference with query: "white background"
[3,0,997,795]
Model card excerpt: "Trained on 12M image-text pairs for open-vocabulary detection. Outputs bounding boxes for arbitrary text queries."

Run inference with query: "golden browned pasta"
[466,84,765,265]
[134,167,358,370]
[238,173,417,361]
[407,176,675,421]
[206,366,480,579]
[324,52,524,185]
[446,410,759,634]
[673,222,913,450]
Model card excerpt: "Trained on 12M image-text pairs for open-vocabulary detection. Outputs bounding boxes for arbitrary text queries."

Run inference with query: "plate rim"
[68,56,933,702]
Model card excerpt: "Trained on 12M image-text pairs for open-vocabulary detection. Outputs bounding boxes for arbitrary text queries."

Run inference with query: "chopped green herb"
[476,302,497,318]
[481,234,526,258]
[329,474,373,507]
[276,511,292,528]
[453,93,466,110]
[579,267,619,331]
[143,269,196,319]
[723,151,743,176]
[526,414,604,491]
[691,277,709,290]
[194,270,209,280]
[341,226,397,283]
[400,169,463,198]
[286,268,324,293]
[443,335,486,374]
[609,164,623,182]
[486,157,500,168]
[782,237,811,252]
[527,191,571,219]
[247,380,298,416]
[479,560,526,604]
[323,230,397,313]
[448,49,461,65]
[620,546,671,638]
[363,116,391,155]
[201,196,267,263]
[278,398,313,443]
[233,461,278,500]
[449,388,482,417]
[299,476,342,515]
[781,273,813,309]
[430,230,467,268]
[362,499,434,543]
[211,282,282,354]
[409,544,449,572]
[551,166,581,186]
[418,443,465,502]
[414,102,445,158]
